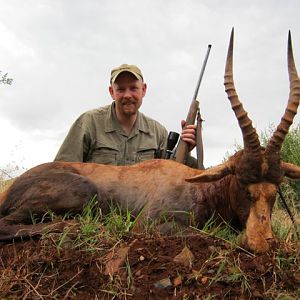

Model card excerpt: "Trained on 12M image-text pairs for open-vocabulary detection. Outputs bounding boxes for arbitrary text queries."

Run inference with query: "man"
[55,64,197,166]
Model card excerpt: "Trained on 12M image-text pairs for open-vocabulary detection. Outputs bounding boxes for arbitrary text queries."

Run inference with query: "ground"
[0,225,299,300]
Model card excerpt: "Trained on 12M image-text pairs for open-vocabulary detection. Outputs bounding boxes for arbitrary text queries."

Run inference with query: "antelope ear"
[185,163,234,183]
[281,162,300,179]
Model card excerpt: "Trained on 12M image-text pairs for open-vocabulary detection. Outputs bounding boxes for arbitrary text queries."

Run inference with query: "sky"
[1,0,300,176]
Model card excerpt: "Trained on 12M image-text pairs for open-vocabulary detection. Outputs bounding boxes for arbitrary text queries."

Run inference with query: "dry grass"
[0,173,299,299]
[0,178,14,193]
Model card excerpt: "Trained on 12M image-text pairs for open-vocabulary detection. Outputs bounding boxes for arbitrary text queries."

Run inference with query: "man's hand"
[180,120,197,151]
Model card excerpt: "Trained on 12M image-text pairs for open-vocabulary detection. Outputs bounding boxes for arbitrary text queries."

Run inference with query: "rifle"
[175,44,211,167]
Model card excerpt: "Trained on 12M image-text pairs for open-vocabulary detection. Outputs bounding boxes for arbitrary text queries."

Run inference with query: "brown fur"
[0,154,298,252]
[1,30,300,253]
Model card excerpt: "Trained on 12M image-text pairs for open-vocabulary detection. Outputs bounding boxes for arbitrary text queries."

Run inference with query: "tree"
[0,70,13,85]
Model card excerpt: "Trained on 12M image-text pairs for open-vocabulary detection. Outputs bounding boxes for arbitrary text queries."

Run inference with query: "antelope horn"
[224,28,261,156]
[265,31,300,155]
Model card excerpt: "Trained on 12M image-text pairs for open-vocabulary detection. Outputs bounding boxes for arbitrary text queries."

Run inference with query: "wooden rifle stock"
[175,44,211,165]
[175,100,199,163]
[196,110,205,169]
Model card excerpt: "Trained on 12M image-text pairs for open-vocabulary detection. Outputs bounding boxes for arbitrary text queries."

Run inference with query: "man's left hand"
[180,120,197,151]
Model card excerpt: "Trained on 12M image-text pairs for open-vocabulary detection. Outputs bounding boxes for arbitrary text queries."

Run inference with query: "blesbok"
[1,29,300,253]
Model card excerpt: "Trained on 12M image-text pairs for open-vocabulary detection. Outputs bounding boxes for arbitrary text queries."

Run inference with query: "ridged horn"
[265,31,300,154]
[224,28,261,156]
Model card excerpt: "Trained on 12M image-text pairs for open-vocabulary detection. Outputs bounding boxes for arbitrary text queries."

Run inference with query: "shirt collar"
[104,102,120,133]
[105,102,150,135]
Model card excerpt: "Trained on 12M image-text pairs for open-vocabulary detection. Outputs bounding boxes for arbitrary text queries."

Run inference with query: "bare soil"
[0,229,299,299]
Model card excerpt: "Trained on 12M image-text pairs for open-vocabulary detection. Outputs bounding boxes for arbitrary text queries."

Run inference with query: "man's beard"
[121,99,139,115]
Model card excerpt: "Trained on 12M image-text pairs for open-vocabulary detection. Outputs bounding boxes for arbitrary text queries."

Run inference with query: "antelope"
[0,29,300,253]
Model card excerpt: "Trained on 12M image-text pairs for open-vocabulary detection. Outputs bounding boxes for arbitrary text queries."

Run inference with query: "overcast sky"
[1,0,300,176]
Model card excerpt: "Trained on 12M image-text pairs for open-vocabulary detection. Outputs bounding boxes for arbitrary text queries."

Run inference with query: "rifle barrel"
[175,44,212,164]
[192,44,212,101]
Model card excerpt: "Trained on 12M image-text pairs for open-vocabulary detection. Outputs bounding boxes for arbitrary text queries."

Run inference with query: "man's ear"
[109,85,114,99]
[142,83,147,97]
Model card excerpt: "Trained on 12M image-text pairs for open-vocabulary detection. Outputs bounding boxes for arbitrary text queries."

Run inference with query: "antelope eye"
[247,186,261,201]
[246,189,252,200]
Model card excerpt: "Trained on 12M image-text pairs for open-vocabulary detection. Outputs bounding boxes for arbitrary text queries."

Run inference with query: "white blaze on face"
[243,183,276,253]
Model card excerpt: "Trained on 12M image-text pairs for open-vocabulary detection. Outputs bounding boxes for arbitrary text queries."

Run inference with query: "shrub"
[261,124,300,211]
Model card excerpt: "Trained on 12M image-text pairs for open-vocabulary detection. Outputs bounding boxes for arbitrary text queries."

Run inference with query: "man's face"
[109,72,147,116]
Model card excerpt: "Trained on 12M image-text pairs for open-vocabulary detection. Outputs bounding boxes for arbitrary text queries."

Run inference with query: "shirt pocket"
[136,142,157,162]
[136,149,156,162]
[89,142,120,165]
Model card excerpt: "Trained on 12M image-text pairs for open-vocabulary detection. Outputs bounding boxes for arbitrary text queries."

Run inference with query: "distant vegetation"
[0,70,13,85]
[261,124,300,212]
[225,123,300,213]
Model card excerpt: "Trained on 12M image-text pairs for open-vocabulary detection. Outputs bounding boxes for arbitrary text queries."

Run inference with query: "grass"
[0,182,299,298]
[103,205,136,239]
[272,208,300,243]
[1,124,300,299]
[1,168,299,250]
[209,256,251,296]
[74,195,103,249]
[1,127,300,299]
[0,177,14,193]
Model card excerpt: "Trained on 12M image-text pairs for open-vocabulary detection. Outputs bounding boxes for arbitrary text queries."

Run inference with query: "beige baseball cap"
[110,64,143,84]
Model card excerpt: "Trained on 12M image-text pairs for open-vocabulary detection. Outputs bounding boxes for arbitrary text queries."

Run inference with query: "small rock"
[173,246,195,268]
[173,276,182,287]
[252,290,263,298]
[154,277,172,289]
[294,272,300,282]
[104,246,130,276]
[201,276,208,285]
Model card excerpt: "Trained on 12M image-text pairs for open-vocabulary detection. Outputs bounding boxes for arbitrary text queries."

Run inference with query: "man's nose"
[123,89,132,98]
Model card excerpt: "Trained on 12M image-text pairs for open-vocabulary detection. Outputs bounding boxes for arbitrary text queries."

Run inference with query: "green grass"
[1,177,299,299]
[1,122,300,299]
[103,205,135,239]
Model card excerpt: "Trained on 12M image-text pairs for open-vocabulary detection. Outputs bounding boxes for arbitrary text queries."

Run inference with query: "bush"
[261,124,300,211]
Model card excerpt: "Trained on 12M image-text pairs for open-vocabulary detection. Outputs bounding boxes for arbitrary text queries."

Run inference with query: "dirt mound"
[0,232,299,299]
